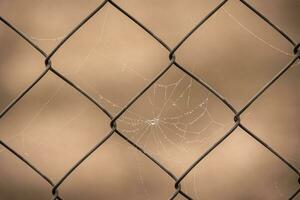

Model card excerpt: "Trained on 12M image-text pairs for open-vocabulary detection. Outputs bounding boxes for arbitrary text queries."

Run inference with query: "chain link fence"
[0,0,299,199]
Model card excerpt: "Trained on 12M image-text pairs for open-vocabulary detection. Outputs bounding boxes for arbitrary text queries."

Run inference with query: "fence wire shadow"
[0,0,299,199]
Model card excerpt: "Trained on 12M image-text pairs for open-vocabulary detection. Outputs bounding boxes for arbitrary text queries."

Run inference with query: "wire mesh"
[0,0,299,199]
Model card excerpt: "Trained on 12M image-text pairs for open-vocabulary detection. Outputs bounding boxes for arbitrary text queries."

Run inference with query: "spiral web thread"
[0,0,300,199]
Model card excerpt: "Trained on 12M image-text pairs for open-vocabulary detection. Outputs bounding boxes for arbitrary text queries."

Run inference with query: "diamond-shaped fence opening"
[0,0,299,199]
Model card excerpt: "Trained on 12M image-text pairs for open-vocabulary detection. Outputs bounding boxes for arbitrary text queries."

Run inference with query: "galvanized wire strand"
[110,56,175,126]
[0,17,46,56]
[174,56,300,199]
[174,121,240,192]
[49,68,113,119]
[240,123,300,200]
[0,141,63,200]
[0,13,114,200]
[109,54,193,198]
[1,3,190,199]
[0,66,50,118]
[0,14,192,199]
[0,20,62,198]
[102,5,240,198]
[0,17,113,119]
[51,128,116,196]
[1,13,116,200]
[0,17,50,118]
[240,0,296,46]
[109,1,234,198]
[239,123,300,176]
[289,188,300,200]
[115,129,192,200]
[101,0,300,197]
[108,0,171,51]
[294,43,300,57]
[108,0,237,115]
[173,62,237,114]
[236,55,299,117]
[169,0,228,59]
[45,0,109,66]
[0,0,299,199]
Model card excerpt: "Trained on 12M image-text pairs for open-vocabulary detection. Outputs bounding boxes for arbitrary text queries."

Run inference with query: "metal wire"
[0,0,299,199]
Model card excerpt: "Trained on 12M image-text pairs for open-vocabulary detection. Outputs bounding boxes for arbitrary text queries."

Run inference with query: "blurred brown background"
[0,0,299,199]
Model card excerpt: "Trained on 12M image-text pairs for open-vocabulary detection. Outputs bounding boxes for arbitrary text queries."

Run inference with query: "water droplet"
[145,118,160,126]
